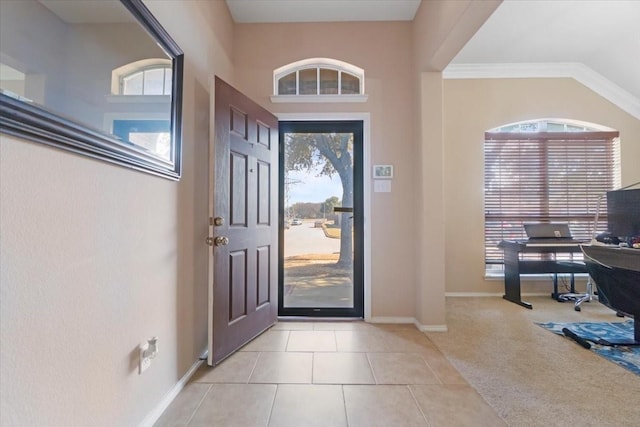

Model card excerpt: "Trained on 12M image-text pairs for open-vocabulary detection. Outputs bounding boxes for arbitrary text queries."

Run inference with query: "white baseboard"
[369,316,448,332]
[445,292,503,297]
[369,316,416,324]
[445,292,553,297]
[415,322,448,333]
[138,355,206,427]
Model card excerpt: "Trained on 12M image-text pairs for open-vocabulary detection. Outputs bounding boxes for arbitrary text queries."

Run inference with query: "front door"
[279,121,364,317]
[209,77,278,365]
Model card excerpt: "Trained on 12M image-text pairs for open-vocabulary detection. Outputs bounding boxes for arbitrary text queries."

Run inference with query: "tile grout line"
[364,352,379,384]
[246,351,262,383]
[419,353,444,385]
[407,384,433,427]
[184,383,213,427]
[284,329,292,352]
[341,384,351,427]
[264,384,280,427]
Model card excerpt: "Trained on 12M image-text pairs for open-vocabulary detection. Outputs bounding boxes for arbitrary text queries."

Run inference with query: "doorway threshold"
[277,316,364,322]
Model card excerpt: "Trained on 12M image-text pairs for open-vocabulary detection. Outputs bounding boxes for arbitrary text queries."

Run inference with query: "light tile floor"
[155,321,506,427]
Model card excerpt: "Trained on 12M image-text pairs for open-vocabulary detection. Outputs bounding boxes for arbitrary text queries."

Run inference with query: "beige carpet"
[425,296,640,427]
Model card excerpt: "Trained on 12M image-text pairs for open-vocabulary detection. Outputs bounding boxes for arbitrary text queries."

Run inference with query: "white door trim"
[277,112,372,321]
[207,79,216,365]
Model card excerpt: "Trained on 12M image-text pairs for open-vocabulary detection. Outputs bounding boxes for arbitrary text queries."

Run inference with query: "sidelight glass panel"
[283,131,354,308]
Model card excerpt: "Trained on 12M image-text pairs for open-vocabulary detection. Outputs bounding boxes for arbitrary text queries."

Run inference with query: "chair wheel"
[575,306,581,312]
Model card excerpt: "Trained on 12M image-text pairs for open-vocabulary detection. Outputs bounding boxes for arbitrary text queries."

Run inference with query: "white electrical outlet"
[139,343,151,374]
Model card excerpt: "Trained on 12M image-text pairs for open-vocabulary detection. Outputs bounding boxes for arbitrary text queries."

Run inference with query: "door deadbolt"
[213,217,225,226]
[206,236,229,246]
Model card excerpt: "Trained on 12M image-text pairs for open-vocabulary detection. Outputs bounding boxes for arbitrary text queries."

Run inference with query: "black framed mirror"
[0,0,183,180]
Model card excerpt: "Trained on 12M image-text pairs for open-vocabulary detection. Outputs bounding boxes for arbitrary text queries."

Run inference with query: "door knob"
[213,236,229,246]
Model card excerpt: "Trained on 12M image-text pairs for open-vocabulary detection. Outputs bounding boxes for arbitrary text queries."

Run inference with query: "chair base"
[553,274,594,312]
[556,292,592,311]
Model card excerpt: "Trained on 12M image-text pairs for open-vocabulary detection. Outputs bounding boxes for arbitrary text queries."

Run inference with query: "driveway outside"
[283,219,352,308]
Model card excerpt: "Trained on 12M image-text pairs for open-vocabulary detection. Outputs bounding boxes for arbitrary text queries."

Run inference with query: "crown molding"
[443,63,640,120]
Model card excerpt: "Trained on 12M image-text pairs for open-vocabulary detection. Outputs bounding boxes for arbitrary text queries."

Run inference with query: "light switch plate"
[374,180,391,193]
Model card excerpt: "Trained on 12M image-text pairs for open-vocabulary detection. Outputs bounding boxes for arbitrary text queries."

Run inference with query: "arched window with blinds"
[484,119,620,270]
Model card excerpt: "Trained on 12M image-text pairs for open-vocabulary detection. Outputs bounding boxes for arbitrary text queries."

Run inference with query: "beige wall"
[410,0,502,328]
[414,72,446,327]
[442,77,640,295]
[0,0,234,425]
[233,22,419,318]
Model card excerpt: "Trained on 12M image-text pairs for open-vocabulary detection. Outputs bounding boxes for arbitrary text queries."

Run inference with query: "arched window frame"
[488,118,614,133]
[110,58,172,96]
[271,58,368,103]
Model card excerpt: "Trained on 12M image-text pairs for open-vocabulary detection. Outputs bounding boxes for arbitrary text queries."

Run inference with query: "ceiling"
[38,0,135,23]
[449,0,640,101]
[225,0,422,23]
[226,0,640,117]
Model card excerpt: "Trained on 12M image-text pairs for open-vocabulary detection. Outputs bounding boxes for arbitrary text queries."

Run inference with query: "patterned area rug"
[537,320,640,376]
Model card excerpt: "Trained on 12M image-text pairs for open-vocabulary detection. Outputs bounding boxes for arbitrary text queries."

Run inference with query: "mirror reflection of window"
[0,63,26,98]
[129,132,171,160]
[0,0,183,179]
[121,66,172,96]
[0,0,172,146]
[112,119,171,161]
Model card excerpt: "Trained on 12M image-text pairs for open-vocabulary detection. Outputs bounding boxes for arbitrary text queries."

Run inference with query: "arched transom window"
[272,58,367,102]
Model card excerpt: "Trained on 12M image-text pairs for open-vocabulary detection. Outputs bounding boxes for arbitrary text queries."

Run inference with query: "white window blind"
[484,131,620,265]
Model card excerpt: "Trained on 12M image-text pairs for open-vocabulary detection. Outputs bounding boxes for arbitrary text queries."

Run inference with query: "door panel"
[229,250,247,322]
[257,246,271,306]
[278,121,364,318]
[230,152,248,225]
[210,77,278,365]
[257,161,271,224]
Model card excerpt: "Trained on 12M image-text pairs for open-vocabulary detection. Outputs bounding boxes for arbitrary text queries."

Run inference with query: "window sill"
[484,272,590,281]
[270,94,368,103]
